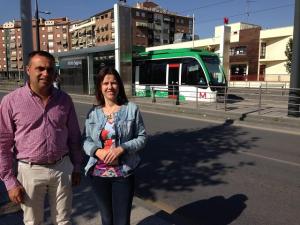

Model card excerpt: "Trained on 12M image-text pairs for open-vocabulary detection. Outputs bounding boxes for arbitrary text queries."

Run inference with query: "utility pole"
[4,29,10,79]
[35,0,40,51]
[288,0,300,117]
[20,0,33,83]
[192,14,195,48]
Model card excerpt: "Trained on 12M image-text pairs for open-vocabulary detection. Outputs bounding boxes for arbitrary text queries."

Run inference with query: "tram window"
[150,63,166,85]
[138,63,150,84]
[181,59,207,86]
[138,61,166,85]
[201,55,225,84]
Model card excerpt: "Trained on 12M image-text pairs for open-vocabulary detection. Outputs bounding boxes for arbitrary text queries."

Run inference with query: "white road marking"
[239,151,300,167]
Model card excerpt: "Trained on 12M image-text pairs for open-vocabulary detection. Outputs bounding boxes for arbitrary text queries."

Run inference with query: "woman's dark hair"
[95,66,128,106]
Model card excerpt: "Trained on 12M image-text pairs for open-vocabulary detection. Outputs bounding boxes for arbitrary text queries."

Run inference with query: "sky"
[0,0,295,38]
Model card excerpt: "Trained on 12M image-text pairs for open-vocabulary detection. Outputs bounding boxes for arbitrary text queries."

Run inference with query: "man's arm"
[66,97,83,185]
[0,95,20,191]
[0,95,25,203]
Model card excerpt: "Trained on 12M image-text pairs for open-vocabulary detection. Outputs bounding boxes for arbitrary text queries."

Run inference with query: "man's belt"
[18,153,69,166]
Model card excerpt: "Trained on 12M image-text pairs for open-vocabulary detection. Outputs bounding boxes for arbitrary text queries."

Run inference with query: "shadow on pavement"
[136,119,257,200]
[138,194,248,225]
[135,119,257,223]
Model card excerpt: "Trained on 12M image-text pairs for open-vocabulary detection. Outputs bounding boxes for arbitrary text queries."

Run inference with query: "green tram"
[133,48,227,102]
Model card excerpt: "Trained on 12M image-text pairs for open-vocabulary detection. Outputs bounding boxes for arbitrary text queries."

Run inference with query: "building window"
[231,64,247,76]
[57,34,61,38]
[48,34,53,40]
[136,11,140,17]
[259,65,266,75]
[230,46,247,56]
[48,42,54,48]
[47,26,53,32]
[260,42,266,59]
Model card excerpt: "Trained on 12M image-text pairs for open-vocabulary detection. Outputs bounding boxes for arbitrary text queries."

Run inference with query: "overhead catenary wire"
[178,0,235,14]
[195,3,294,24]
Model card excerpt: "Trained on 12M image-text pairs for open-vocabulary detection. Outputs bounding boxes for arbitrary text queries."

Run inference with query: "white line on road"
[239,151,300,167]
[139,109,300,136]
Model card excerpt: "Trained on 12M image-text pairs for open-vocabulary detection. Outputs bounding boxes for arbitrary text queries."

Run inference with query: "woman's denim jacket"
[83,102,147,176]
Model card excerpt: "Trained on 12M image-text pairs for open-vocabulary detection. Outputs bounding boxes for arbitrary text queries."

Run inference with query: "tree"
[285,38,293,74]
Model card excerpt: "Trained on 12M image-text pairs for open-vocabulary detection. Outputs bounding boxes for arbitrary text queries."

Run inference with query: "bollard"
[224,88,228,111]
[196,88,199,109]
[258,85,262,115]
[175,91,180,105]
[152,87,156,103]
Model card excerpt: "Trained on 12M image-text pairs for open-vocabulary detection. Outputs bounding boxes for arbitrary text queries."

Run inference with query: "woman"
[83,67,147,225]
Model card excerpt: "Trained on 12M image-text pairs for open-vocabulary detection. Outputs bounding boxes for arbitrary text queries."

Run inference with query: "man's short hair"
[28,51,55,65]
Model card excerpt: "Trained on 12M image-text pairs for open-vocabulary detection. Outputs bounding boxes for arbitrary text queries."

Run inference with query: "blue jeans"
[90,175,135,225]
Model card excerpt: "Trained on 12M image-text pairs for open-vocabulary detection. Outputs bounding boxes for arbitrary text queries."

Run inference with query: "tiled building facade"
[70,1,192,50]
[0,17,71,77]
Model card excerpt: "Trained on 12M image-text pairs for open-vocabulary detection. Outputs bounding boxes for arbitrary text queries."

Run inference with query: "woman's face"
[101,74,119,103]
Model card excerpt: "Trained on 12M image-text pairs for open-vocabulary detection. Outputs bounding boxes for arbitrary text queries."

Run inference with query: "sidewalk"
[0,176,174,225]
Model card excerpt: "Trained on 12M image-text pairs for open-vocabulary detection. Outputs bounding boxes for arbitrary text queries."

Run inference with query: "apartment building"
[0,21,23,77]
[70,9,113,50]
[259,26,293,82]
[70,1,193,50]
[0,17,71,78]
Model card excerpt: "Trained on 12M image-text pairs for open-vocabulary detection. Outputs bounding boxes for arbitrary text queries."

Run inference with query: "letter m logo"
[199,92,207,99]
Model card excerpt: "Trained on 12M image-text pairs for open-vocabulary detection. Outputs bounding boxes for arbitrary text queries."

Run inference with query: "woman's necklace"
[103,105,119,120]
[105,113,113,120]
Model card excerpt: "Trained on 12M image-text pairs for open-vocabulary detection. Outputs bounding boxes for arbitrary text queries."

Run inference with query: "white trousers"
[17,156,73,225]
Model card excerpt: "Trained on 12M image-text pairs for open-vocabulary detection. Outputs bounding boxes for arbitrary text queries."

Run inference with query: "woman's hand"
[95,148,107,161]
[104,146,125,165]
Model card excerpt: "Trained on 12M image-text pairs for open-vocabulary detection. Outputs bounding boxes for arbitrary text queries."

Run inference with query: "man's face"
[26,55,55,93]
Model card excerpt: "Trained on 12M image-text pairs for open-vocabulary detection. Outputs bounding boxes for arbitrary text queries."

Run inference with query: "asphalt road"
[74,100,300,225]
[1,91,299,225]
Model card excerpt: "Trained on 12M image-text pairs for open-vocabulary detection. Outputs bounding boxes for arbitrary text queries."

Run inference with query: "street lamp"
[35,0,50,51]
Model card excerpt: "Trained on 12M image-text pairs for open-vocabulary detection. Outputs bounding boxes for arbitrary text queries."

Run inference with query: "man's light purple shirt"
[0,84,83,190]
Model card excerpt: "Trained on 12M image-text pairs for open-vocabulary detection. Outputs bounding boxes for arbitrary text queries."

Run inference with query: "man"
[0,51,83,225]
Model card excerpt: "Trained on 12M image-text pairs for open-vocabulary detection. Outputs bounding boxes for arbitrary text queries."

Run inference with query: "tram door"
[167,63,180,98]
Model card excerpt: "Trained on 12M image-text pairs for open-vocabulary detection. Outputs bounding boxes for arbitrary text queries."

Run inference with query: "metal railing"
[132,84,300,118]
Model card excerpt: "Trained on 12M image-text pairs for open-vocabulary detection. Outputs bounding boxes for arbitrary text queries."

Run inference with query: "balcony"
[136,21,148,28]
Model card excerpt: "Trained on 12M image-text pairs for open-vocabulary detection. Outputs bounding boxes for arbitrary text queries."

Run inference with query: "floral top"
[92,120,123,177]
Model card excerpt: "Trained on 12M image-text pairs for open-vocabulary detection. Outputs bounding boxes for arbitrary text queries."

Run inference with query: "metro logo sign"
[199,92,207,99]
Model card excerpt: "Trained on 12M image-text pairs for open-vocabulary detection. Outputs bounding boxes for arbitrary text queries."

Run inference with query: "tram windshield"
[201,55,226,85]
